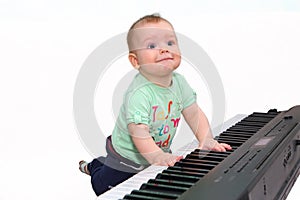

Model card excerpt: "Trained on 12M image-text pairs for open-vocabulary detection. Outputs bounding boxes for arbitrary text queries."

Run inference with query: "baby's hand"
[199,138,232,152]
[152,152,183,166]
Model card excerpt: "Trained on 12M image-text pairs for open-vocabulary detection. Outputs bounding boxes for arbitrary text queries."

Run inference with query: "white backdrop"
[0,0,299,199]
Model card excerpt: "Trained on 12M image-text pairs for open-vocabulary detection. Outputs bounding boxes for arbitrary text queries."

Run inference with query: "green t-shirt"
[112,72,196,165]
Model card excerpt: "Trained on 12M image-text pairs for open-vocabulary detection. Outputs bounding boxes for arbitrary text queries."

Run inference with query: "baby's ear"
[128,53,140,70]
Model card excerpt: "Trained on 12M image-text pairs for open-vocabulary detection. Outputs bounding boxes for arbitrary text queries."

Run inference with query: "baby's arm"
[182,103,231,151]
[128,123,183,166]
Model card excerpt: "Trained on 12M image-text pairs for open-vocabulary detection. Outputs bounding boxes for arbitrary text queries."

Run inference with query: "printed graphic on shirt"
[151,100,182,150]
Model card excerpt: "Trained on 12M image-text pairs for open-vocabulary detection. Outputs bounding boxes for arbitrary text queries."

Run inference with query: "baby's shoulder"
[172,72,188,84]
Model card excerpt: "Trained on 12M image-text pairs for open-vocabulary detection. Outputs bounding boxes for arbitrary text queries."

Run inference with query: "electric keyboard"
[98,106,300,200]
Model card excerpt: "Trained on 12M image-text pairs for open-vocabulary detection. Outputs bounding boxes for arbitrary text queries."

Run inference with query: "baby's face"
[130,21,181,77]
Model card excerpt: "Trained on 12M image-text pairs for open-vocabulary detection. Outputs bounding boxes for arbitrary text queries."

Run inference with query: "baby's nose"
[159,48,169,54]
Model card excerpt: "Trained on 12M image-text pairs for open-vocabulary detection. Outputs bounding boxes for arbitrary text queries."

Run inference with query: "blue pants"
[88,136,148,196]
[88,156,136,196]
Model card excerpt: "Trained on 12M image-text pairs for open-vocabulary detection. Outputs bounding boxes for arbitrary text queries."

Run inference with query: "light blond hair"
[127,13,174,52]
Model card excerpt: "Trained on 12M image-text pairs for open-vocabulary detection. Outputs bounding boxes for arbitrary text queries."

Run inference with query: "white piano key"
[97,165,167,200]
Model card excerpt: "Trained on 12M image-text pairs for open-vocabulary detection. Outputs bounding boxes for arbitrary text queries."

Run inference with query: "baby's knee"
[91,176,111,196]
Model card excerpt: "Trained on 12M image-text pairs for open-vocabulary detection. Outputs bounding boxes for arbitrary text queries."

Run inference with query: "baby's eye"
[167,41,175,46]
[147,43,157,49]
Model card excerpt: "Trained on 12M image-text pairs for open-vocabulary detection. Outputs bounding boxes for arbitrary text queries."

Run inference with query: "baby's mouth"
[156,57,173,62]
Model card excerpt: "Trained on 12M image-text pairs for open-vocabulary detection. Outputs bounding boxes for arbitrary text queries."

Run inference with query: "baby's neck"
[141,72,173,88]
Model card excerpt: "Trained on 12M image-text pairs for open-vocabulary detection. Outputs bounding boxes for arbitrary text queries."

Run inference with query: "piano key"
[216,138,249,145]
[140,182,188,194]
[148,178,195,187]
[162,168,206,177]
[222,130,255,137]
[234,123,264,128]
[241,115,275,123]
[229,126,260,133]
[186,153,226,162]
[216,135,249,141]
[155,172,200,183]
[219,132,253,139]
[193,149,232,156]
[216,139,244,146]
[124,189,179,199]
[237,121,267,127]
[184,154,221,162]
[192,151,231,158]
[123,193,176,200]
[168,165,210,174]
[175,161,216,170]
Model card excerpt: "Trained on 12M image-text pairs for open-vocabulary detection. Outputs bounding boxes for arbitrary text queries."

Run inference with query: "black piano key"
[235,127,261,132]
[183,157,220,165]
[186,153,226,162]
[199,150,232,156]
[229,126,260,133]
[123,193,173,200]
[222,130,254,137]
[145,179,194,196]
[237,121,267,127]
[220,131,254,136]
[233,123,264,127]
[220,134,253,140]
[234,123,263,128]
[140,182,188,195]
[219,132,253,139]
[182,158,221,166]
[191,150,234,159]
[156,172,200,183]
[169,165,210,174]
[216,139,244,147]
[230,146,239,150]
[127,188,179,199]
[162,168,206,177]
[252,111,279,117]
[218,138,245,144]
[175,160,216,170]
[216,134,249,140]
[193,149,232,156]
[216,136,248,143]
[217,136,246,142]
[219,129,255,134]
[241,116,274,123]
[217,137,250,143]
[148,178,194,187]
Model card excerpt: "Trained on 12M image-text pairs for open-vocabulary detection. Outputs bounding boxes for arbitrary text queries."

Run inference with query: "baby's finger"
[213,144,226,152]
[220,143,232,150]
[176,155,183,161]
[167,159,176,166]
